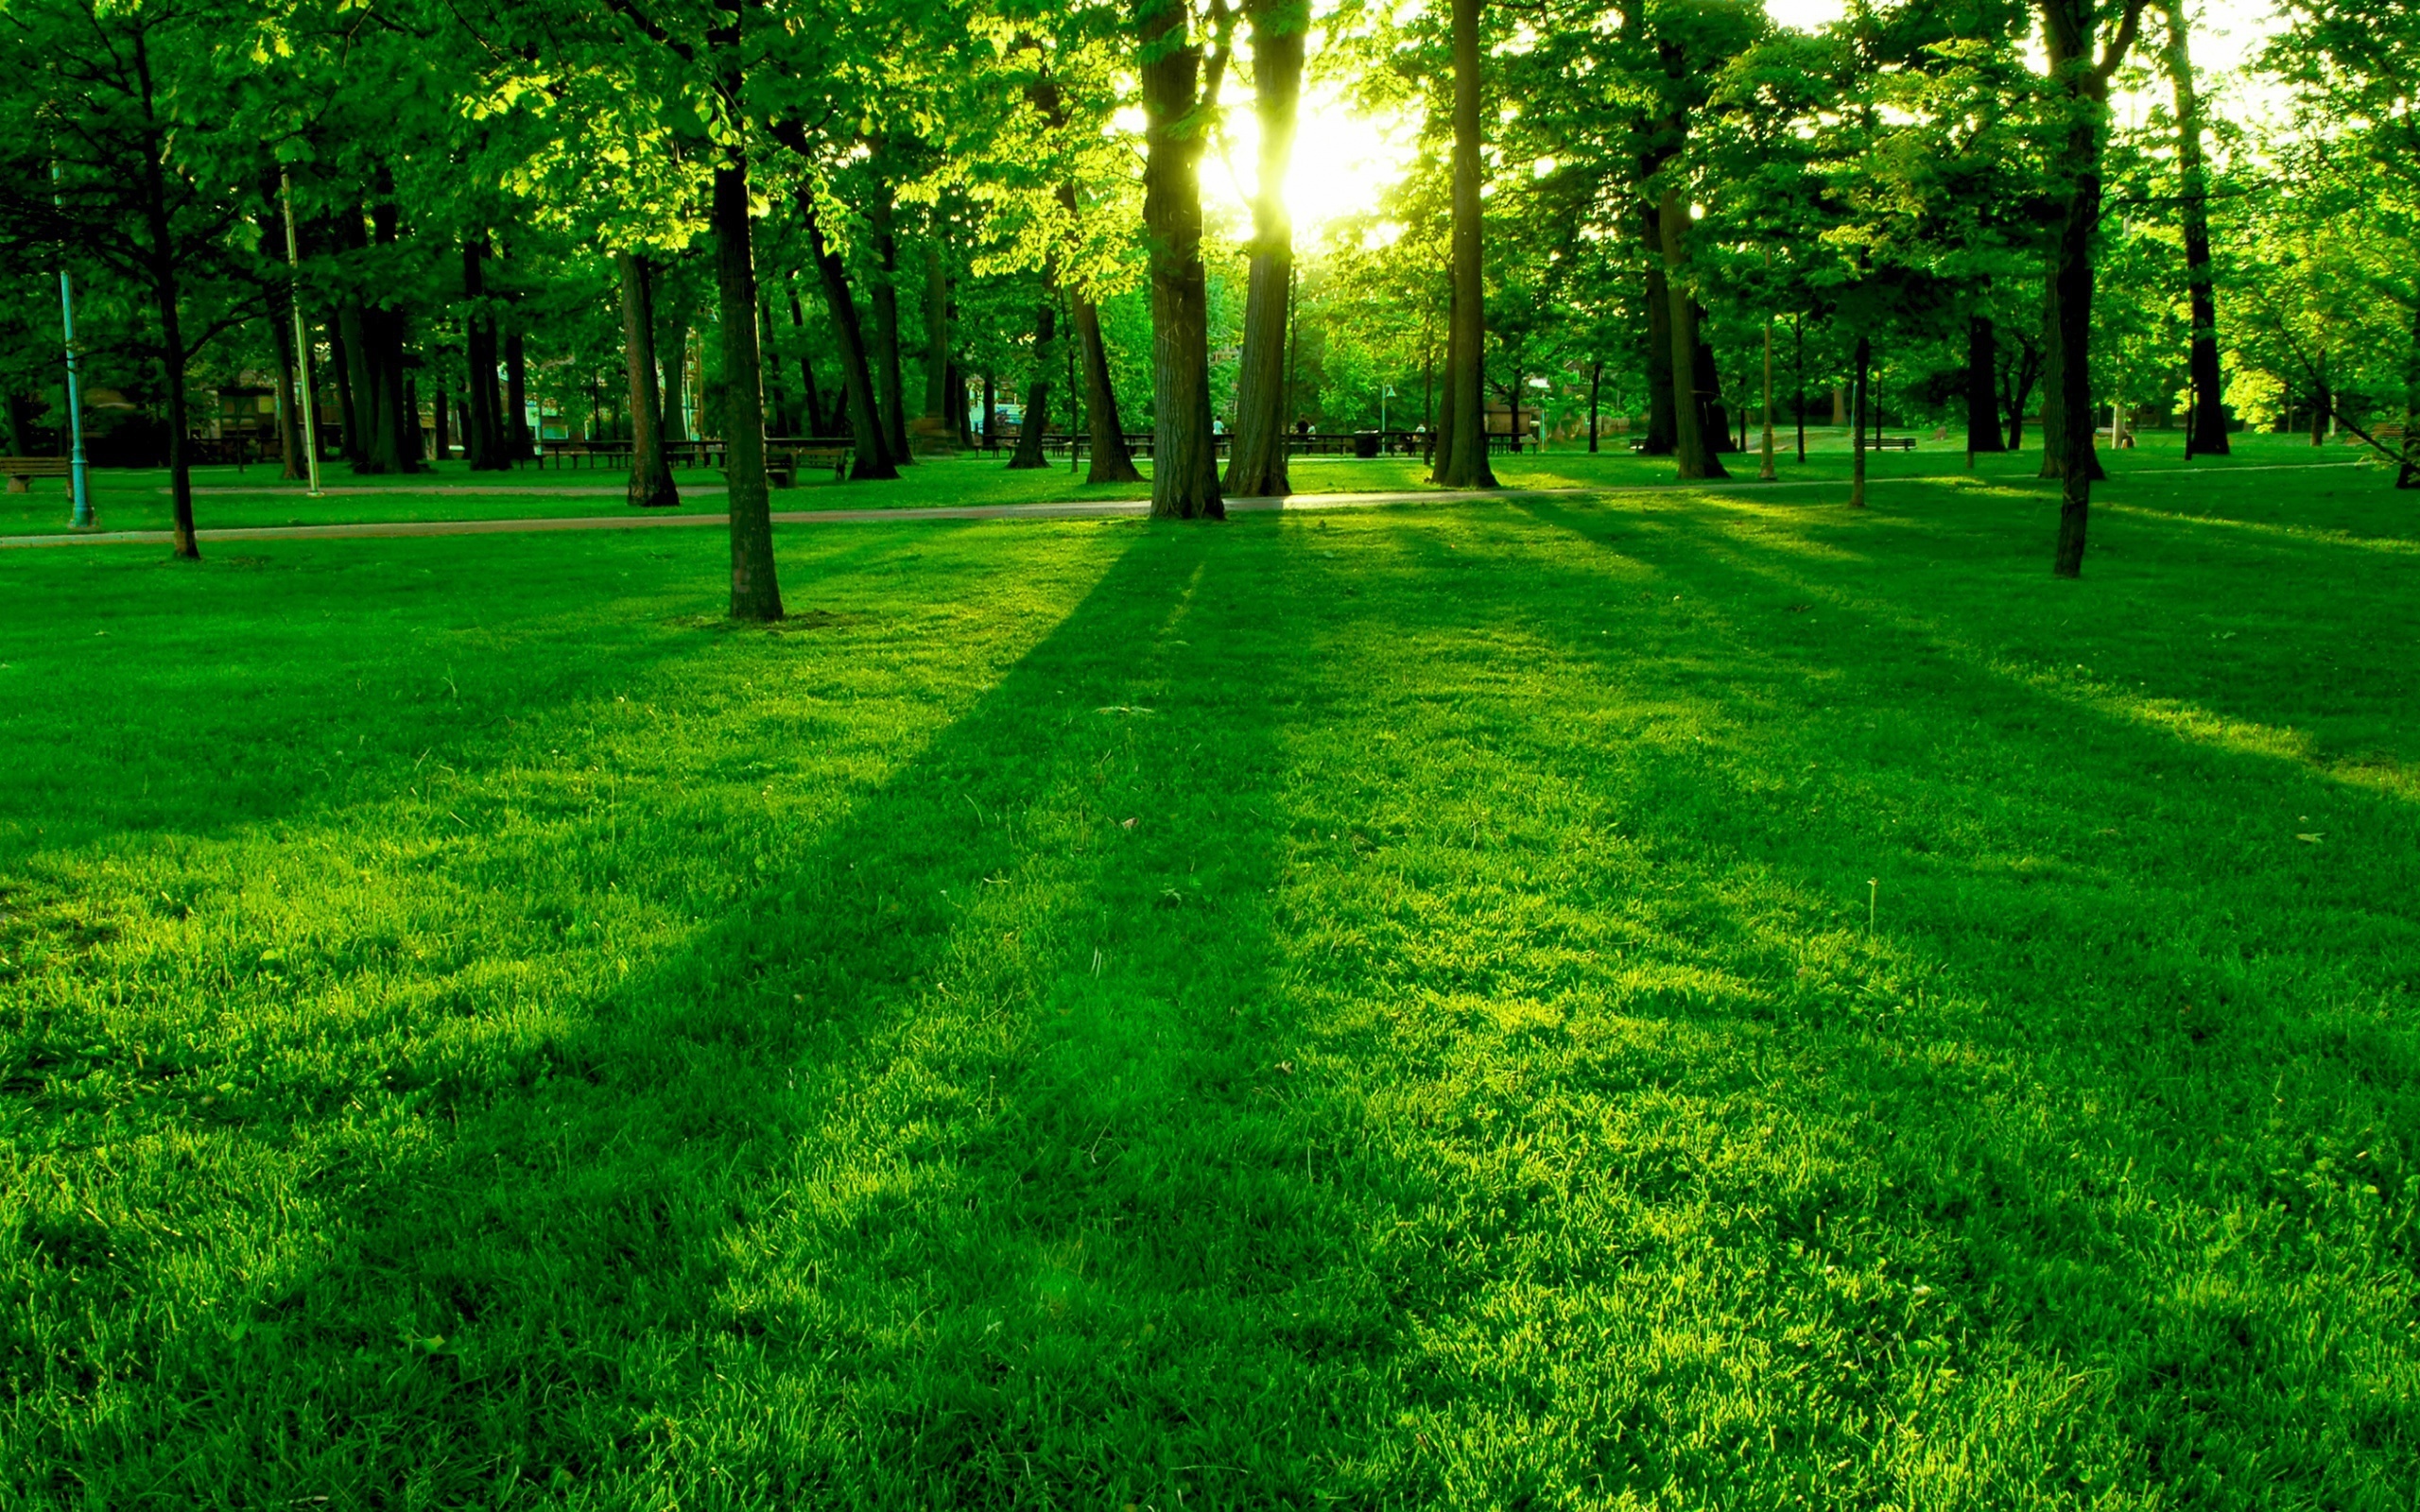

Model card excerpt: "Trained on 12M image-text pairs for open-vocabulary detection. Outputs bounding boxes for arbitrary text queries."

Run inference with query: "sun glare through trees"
[1,0,2415,1504]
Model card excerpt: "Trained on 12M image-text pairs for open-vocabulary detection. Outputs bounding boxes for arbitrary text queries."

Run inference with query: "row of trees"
[2,0,2411,610]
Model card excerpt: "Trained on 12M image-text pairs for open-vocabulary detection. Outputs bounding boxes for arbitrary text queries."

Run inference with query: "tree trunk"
[1069,290,1141,483]
[1658,187,1727,480]
[1587,358,1601,453]
[801,190,898,480]
[506,331,531,459]
[983,369,996,450]
[2163,0,2228,455]
[1759,313,1776,479]
[1850,334,1870,508]
[1009,299,1056,469]
[142,156,197,556]
[923,236,951,426]
[1689,309,1733,458]
[713,160,782,620]
[1639,216,1678,455]
[659,301,690,443]
[268,307,305,479]
[1431,0,1495,490]
[867,167,914,465]
[462,240,509,471]
[788,295,828,434]
[363,187,419,473]
[1137,0,1226,518]
[2049,169,2101,575]
[432,382,450,461]
[1224,0,1305,497]
[1967,315,2007,454]
[619,251,680,508]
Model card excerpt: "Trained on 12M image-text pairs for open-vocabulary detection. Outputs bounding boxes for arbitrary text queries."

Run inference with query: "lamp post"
[58,266,92,528]
[281,172,323,496]
[51,162,91,528]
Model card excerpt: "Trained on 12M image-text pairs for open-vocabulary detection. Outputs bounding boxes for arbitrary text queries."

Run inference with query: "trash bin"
[1353,431,1380,458]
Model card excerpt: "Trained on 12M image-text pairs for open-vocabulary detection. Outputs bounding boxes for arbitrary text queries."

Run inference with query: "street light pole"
[280,171,323,497]
[58,266,92,528]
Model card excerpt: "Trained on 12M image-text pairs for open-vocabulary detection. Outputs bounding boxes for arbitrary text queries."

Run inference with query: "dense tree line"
[1,0,2411,605]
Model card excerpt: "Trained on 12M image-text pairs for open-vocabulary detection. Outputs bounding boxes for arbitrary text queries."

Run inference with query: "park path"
[3,487,1576,549]
[2,460,2376,552]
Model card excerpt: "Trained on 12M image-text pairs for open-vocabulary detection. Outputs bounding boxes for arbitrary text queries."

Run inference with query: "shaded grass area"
[0,465,2414,1506]
[4,430,2393,538]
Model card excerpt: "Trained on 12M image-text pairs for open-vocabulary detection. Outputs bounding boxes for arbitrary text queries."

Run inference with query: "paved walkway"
[4,488,1585,550]
[5,460,2377,552]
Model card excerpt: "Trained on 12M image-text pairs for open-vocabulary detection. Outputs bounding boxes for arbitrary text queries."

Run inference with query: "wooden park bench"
[1870,436,1916,452]
[2,456,71,493]
[765,442,852,488]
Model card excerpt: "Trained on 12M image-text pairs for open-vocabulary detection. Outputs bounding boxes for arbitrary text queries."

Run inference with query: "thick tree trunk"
[867,169,914,465]
[1009,299,1056,469]
[713,161,781,620]
[1137,0,1226,518]
[1967,316,2007,454]
[2163,0,2228,455]
[619,252,680,508]
[1224,0,1305,497]
[2049,169,2101,576]
[144,195,198,556]
[1759,314,1776,479]
[1069,291,1141,483]
[801,191,898,480]
[1658,187,1727,481]
[506,331,531,459]
[1691,311,1733,457]
[1850,334,1870,508]
[1587,358,1601,453]
[1432,0,1496,490]
[462,241,508,471]
[1639,217,1678,455]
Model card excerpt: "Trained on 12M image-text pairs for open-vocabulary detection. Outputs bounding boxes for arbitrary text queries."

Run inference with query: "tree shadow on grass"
[15,520,1393,1509]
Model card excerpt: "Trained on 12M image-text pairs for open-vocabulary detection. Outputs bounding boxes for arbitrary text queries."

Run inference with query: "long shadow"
[1419,491,2420,1500]
[15,518,1392,1507]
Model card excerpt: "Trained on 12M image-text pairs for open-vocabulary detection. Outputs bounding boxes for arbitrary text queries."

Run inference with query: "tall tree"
[2161,0,2227,455]
[2038,0,2151,576]
[1223,0,1306,497]
[1430,0,1495,490]
[618,251,681,507]
[1136,0,1232,518]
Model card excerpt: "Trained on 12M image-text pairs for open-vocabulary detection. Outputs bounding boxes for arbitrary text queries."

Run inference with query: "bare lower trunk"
[1850,334,1870,508]
[1639,219,1677,455]
[923,237,950,425]
[1967,315,2006,454]
[463,241,508,471]
[1138,0,1225,518]
[788,296,828,435]
[1431,0,1495,490]
[1008,299,1056,470]
[619,252,679,508]
[506,331,530,460]
[713,161,781,620]
[801,191,898,480]
[868,170,913,465]
[2050,169,2100,576]
[268,307,305,479]
[1224,0,1304,497]
[1071,294,1140,483]
[1659,186,1726,481]
[1587,358,1601,453]
[2164,0,2229,456]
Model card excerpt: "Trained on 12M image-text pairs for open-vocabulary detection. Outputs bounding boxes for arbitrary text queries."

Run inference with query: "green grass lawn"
[4,428,2393,538]
[2,459,2414,1505]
